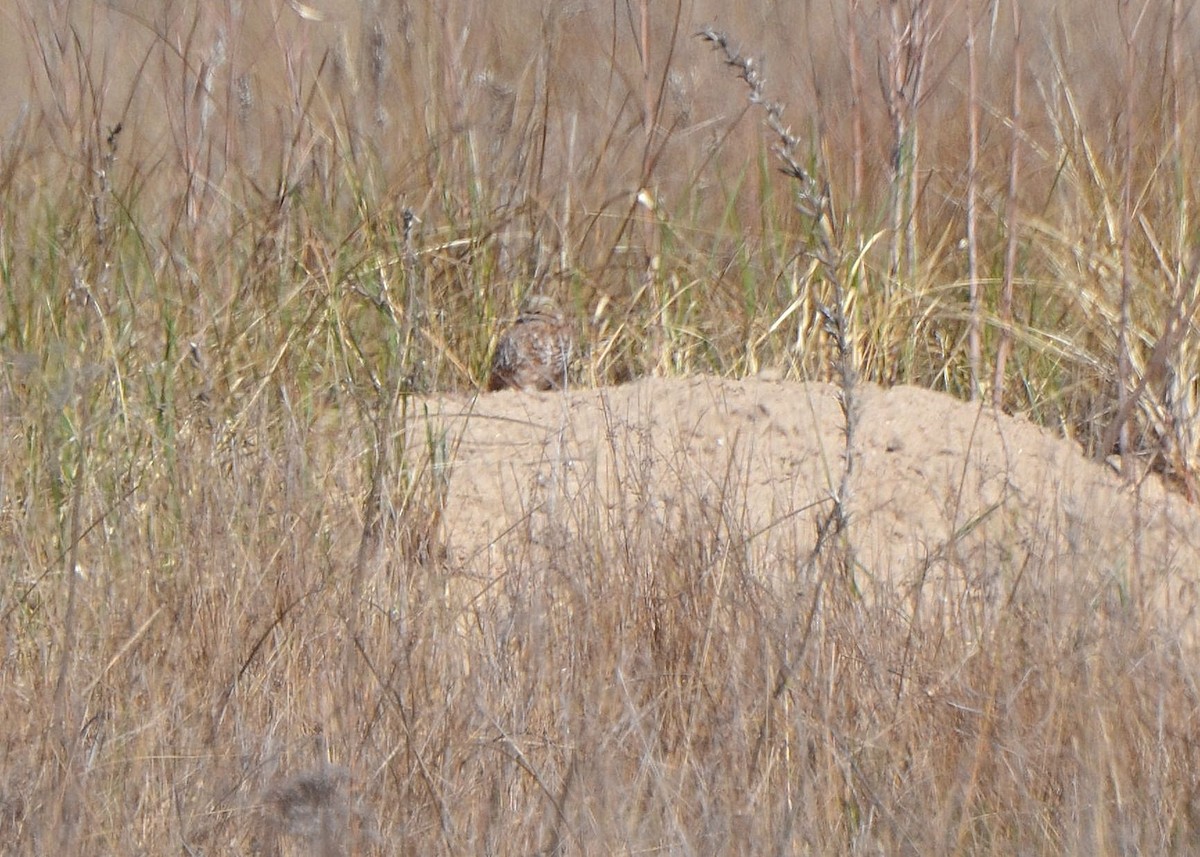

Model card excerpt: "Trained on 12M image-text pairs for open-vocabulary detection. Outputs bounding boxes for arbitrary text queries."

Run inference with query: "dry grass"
[4,0,1200,853]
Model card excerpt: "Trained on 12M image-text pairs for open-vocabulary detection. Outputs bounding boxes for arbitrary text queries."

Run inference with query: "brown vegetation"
[4,0,1200,852]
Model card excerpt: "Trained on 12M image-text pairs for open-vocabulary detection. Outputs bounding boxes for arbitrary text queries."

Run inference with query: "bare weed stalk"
[965,0,982,399]
[847,0,866,207]
[882,0,930,286]
[992,0,1023,409]
[1113,0,1148,477]
[698,28,866,793]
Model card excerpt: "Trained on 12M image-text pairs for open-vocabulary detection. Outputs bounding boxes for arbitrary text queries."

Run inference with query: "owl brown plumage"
[487,295,573,392]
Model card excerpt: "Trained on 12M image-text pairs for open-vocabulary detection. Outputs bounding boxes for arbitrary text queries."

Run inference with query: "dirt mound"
[414,377,1200,634]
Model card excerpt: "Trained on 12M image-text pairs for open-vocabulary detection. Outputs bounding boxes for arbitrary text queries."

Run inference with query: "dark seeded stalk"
[698,30,860,805]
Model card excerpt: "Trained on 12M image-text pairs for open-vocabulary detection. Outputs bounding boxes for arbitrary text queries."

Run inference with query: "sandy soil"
[411,377,1200,634]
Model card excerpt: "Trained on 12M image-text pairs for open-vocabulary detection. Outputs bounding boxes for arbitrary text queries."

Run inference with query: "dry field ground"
[5,0,1200,854]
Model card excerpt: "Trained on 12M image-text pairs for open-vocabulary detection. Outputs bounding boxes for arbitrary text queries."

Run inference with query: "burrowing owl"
[487,295,573,392]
